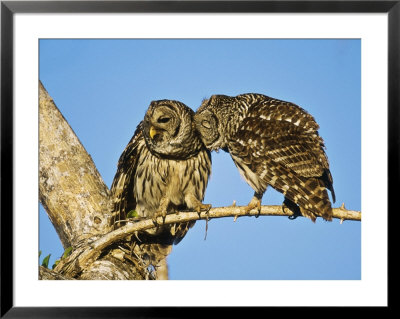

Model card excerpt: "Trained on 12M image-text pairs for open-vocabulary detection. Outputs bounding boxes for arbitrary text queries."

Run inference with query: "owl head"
[143,99,203,159]
[194,94,235,151]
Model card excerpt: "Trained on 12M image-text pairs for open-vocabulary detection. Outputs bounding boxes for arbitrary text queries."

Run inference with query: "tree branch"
[55,203,360,277]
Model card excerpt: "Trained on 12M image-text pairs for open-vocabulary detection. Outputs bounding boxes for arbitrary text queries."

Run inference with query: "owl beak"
[149,126,157,139]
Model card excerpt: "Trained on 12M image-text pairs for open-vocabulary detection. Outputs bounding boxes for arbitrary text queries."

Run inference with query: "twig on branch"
[55,203,360,277]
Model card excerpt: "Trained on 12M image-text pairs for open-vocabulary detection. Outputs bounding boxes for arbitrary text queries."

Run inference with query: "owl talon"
[195,203,211,218]
[152,217,166,227]
[282,198,302,220]
[201,203,212,213]
[244,196,262,217]
[152,209,167,226]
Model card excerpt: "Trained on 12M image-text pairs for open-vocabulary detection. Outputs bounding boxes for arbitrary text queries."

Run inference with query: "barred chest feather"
[134,141,211,218]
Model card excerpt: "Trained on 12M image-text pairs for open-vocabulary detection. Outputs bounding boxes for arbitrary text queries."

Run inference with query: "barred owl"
[194,93,335,222]
[111,100,211,278]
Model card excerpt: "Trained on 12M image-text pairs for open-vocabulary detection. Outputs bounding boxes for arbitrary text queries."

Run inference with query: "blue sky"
[39,39,361,280]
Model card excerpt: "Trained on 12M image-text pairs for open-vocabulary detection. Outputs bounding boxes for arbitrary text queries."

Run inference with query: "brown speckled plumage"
[111,100,211,277]
[195,93,335,221]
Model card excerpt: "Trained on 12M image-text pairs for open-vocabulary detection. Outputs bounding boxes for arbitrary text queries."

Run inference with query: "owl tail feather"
[302,178,333,221]
[322,169,336,204]
[277,177,333,222]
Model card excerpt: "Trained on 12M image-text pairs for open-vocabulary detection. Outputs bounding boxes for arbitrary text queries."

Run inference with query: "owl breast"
[134,140,211,218]
[231,153,266,193]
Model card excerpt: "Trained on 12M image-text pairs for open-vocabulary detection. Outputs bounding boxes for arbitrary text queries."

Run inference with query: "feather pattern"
[111,100,211,278]
[195,93,335,221]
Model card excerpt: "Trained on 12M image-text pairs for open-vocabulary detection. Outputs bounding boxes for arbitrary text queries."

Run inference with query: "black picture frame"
[1,1,396,317]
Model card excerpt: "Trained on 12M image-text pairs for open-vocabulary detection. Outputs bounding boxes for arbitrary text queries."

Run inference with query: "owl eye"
[157,117,171,123]
[201,120,212,129]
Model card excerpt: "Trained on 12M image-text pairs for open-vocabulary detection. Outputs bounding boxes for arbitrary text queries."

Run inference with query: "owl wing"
[228,106,335,220]
[239,100,329,169]
[110,121,145,225]
[247,99,335,200]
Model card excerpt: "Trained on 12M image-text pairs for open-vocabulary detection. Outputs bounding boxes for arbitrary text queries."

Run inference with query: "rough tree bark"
[39,82,361,280]
[39,82,148,280]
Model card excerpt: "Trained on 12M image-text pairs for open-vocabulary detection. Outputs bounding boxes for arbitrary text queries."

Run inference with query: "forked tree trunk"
[39,82,148,279]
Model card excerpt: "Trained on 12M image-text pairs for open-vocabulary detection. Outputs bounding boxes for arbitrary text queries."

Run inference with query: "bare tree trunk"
[39,82,112,248]
[39,82,148,280]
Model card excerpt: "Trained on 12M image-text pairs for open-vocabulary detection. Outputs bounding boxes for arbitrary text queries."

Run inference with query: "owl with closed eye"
[194,93,335,222]
[111,99,211,278]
